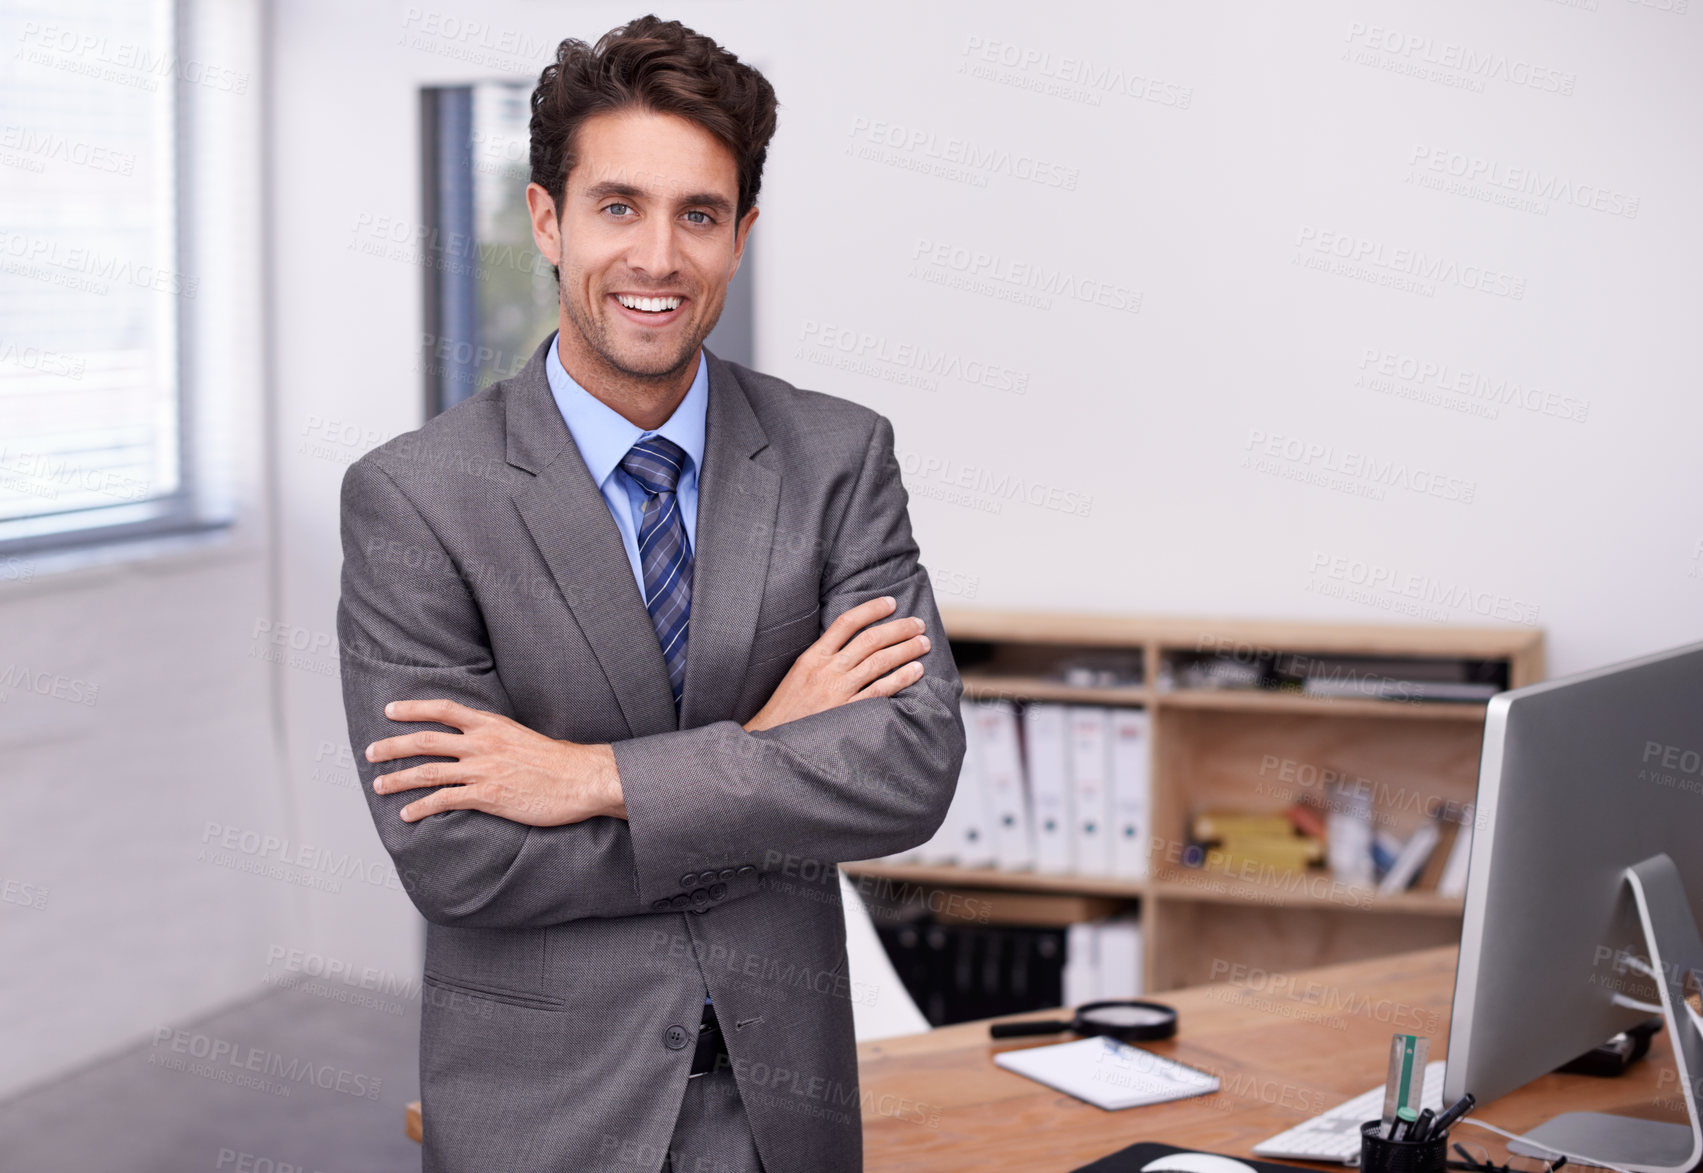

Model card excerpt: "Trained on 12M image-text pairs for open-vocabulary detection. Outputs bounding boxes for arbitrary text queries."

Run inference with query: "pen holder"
[1359,1119,1447,1173]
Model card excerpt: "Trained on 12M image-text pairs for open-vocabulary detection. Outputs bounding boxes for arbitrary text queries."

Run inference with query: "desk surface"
[403,945,1684,1167]
[857,945,1685,1172]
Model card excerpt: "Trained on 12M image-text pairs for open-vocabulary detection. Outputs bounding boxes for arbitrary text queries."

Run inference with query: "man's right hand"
[743,596,930,733]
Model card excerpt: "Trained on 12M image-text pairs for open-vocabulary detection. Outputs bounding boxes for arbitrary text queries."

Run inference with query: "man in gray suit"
[336,15,965,1172]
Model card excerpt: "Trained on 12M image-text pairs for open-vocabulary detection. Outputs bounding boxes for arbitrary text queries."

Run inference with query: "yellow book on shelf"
[1203,835,1324,876]
[1192,811,1294,843]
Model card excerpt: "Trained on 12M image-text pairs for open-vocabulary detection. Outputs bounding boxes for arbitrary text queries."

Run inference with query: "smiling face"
[527,105,758,413]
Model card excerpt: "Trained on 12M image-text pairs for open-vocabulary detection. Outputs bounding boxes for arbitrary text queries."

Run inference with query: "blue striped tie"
[620,436,693,710]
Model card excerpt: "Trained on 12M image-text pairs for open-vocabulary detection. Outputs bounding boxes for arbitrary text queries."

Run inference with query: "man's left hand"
[366,699,625,825]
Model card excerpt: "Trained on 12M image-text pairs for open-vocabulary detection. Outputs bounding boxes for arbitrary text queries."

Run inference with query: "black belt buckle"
[688,1004,730,1078]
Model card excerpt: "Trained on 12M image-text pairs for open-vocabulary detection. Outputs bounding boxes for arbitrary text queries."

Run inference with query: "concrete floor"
[0,981,422,1173]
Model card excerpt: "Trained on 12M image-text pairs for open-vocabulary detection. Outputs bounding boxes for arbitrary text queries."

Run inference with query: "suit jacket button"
[690,888,710,907]
[698,870,718,885]
[709,883,727,901]
[664,1024,690,1050]
[736,865,755,878]
[651,898,670,911]
[718,868,736,881]
[681,873,698,888]
[670,894,690,909]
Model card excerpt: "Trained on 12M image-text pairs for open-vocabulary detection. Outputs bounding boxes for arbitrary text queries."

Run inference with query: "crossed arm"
[337,414,965,928]
[364,594,931,824]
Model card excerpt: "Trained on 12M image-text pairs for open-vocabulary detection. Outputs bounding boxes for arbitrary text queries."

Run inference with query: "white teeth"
[616,294,681,313]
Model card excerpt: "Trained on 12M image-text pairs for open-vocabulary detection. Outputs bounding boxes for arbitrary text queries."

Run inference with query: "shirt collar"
[544,330,709,489]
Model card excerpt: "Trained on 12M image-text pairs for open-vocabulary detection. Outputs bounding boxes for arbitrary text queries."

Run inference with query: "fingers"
[372,760,465,795]
[366,726,469,764]
[840,615,926,667]
[849,659,926,702]
[398,780,489,823]
[817,595,898,655]
[845,632,930,692]
[382,698,485,730]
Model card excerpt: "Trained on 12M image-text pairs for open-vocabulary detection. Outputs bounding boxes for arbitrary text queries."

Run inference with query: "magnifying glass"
[989,999,1179,1043]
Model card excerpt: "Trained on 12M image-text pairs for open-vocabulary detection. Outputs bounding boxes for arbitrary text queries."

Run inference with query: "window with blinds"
[0,0,190,551]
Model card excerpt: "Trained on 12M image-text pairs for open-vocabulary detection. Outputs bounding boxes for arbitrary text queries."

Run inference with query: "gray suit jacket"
[336,334,965,1172]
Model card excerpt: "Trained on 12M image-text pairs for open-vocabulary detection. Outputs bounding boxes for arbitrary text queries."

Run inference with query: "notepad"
[994,1036,1220,1110]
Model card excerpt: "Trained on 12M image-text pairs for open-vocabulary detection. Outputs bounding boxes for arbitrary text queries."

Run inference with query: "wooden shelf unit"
[845,607,1544,994]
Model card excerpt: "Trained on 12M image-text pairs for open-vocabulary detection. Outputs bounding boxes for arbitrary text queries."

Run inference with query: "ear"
[729,205,760,279]
[525,183,563,268]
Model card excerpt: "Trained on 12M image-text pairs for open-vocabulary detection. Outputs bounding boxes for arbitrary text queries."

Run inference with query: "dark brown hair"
[529,15,779,281]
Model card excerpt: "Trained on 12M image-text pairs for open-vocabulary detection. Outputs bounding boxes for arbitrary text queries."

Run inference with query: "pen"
[1395,1107,1418,1140]
[1410,1107,1436,1142]
[1429,1092,1476,1140]
[1382,1034,1427,1138]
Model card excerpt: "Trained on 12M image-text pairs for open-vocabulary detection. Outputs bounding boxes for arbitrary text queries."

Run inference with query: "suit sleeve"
[337,456,661,928]
[614,413,968,908]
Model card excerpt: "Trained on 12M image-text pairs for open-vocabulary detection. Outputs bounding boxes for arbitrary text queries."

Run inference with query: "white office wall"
[6,0,1699,1102]
[0,0,289,1101]
[752,1,1702,678]
[269,0,1703,1051]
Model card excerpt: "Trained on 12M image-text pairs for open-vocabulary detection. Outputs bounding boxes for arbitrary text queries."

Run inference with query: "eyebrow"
[581,179,735,218]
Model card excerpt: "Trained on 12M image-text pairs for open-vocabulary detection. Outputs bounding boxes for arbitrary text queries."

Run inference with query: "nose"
[626,213,684,285]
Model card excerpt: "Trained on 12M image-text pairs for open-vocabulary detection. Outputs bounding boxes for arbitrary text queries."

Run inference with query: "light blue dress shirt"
[544,331,708,600]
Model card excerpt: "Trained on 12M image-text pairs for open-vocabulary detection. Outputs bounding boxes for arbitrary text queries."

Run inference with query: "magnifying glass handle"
[990,1019,1072,1038]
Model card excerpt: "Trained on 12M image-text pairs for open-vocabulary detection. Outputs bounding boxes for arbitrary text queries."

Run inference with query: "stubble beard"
[559,271,710,386]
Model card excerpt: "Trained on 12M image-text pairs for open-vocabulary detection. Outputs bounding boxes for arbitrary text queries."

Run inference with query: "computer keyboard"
[1253,1059,1445,1164]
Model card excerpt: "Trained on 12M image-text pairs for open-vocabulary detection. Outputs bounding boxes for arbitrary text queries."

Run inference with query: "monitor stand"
[1507,854,1703,1173]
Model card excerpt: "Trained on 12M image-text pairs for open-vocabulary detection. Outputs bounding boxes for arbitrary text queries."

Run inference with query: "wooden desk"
[858,945,1684,1171]
[405,946,1685,1167]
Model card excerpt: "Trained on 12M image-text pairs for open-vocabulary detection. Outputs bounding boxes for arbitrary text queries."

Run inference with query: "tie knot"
[620,436,688,495]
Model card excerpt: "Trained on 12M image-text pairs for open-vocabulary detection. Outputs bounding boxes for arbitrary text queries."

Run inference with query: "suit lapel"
[504,336,779,737]
[678,348,780,729]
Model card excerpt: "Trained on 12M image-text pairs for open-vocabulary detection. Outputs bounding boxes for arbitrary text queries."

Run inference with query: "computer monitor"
[1447,639,1703,1173]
